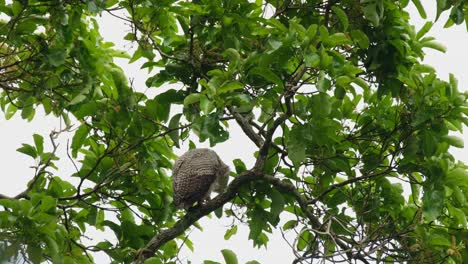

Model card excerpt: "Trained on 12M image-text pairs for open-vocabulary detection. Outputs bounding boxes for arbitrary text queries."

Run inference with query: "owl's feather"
[172,148,229,209]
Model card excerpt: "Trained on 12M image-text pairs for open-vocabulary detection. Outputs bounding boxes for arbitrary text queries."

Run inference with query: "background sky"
[0,2,467,263]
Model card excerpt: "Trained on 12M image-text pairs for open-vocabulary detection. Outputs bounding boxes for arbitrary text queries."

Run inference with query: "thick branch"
[134,170,261,262]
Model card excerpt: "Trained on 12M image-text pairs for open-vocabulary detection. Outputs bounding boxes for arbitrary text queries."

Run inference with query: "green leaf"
[71,124,90,158]
[47,49,67,67]
[350,30,370,49]
[168,114,182,148]
[21,105,35,121]
[17,144,37,158]
[422,41,447,52]
[204,261,222,264]
[324,33,351,47]
[233,159,247,174]
[319,25,329,41]
[287,125,307,166]
[334,86,346,100]
[297,230,311,251]
[33,134,44,155]
[215,207,223,218]
[417,22,433,40]
[436,0,447,20]
[447,168,468,187]
[200,95,215,114]
[422,186,444,222]
[196,113,229,146]
[363,4,380,27]
[421,131,437,156]
[317,73,331,92]
[331,6,349,30]
[442,135,464,148]
[218,81,244,94]
[310,93,331,116]
[249,67,284,89]
[248,208,267,243]
[304,52,320,67]
[411,0,427,18]
[27,244,42,264]
[427,232,451,247]
[245,261,261,264]
[184,93,202,106]
[69,94,87,106]
[283,220,298,230]
[224,226,238,240]
[11,1,22,16]
[221,249,238,264]
[269,189,285,224]
[5,103,17,120]
[144,257,163,264]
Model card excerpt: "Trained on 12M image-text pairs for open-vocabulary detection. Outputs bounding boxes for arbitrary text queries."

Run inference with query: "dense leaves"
[0,0,468,263]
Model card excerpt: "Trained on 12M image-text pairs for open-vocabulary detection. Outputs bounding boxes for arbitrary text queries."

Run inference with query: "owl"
[172,148,230,209]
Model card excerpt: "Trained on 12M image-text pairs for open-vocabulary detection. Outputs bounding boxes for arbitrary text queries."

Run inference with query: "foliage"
[0,0,468,263]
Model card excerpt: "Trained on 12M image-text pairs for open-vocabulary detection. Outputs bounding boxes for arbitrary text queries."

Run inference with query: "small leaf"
[269,189,285,224]
[283,220,298,230]
[27,244,42,264]
[363,4,380,27]
[249,67,284,89]
[304,52,320,67]
[442,135,464,148]
[144,258,163,264]
[447,168,468,187]
[224,226,238,240]
[69,94,87,105]
[334,86,346,100]
[168,114,182,148]
[324,33,351,47]
[47,49,67,67]
[71,124,90,158]
[422,187,444,222]
[331,6,349,30]
[215,207,223,218]
[350,30,370,49]
[17,144,37,158]
[183,93,201,106]
[411,0,427,19]
[200,95,215,114]
[5,103,17,120]
[297,230,311,251]
[287,126,307,166]
[422,41,447,53]
[417,21,433,40]
[33,134,44,155]
[218,81,244,94]
[233,159,247,174]
[221,249,238,264]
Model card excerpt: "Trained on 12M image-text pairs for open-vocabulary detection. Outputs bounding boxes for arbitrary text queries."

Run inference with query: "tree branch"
[228,106,264,148]
[134,169,261,262]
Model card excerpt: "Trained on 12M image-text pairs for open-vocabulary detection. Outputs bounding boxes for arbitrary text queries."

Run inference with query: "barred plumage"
[172,148,230,209]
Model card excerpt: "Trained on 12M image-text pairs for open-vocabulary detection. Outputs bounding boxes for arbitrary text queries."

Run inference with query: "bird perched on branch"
[172,148,230,209]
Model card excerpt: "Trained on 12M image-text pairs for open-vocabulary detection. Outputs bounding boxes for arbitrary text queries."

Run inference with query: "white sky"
[0,2,467,263]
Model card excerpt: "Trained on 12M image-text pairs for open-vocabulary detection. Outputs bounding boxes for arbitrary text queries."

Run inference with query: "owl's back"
[172,149,220,209]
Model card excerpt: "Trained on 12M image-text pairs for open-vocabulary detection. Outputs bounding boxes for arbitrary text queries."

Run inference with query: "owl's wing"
[172,156,185,177]
[172,149,221,209]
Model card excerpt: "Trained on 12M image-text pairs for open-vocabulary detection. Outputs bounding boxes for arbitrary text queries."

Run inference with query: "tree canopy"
[1,0,468,263]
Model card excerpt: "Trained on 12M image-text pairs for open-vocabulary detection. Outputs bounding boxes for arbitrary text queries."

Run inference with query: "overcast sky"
[0,3,467,263]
